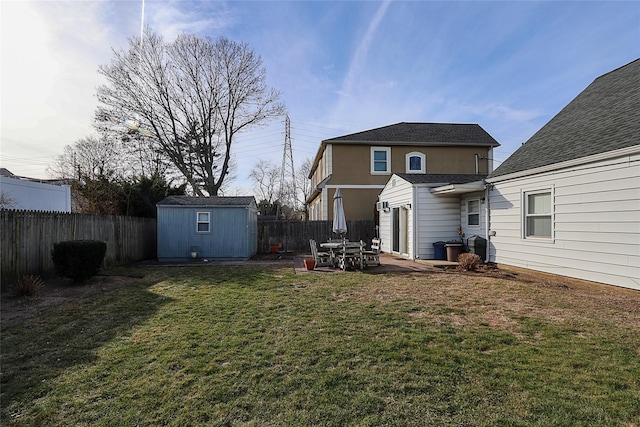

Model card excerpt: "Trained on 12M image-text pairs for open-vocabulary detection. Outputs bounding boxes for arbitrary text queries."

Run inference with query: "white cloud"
[149,1,235,40]
[1,1,130,177]
[338,0,392,99]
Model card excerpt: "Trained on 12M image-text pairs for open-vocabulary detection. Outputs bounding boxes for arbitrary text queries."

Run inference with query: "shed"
[156,195,258,261]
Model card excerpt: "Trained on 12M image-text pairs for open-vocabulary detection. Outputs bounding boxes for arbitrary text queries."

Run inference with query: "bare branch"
[96,29,285,196]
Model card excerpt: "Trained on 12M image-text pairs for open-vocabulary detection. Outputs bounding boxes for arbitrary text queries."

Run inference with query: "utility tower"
[277,115,297,219]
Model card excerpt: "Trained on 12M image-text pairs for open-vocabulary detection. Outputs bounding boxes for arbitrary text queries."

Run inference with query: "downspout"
[484,183,491,263]
[475,153,479,175]
[412,185,418,260]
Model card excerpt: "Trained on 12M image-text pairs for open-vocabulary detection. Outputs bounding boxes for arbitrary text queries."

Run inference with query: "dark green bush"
[51,240,107,282]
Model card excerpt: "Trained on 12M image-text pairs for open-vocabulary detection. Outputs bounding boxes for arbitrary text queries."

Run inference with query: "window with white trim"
[406,151,426,173]
[524,190,552,238]
[197,211,210,233]
[371,147,391,174]
[467,199,480,226]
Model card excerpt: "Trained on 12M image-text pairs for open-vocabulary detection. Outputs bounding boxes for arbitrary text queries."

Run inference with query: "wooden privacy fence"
[257,220,376,253]
[1,210,156,287]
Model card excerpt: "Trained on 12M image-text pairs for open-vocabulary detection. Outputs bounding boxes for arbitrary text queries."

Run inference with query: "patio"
[294,252,458,274]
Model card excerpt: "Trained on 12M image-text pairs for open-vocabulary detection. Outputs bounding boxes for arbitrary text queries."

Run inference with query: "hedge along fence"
[1,209,156,287]
[257,220,377,253]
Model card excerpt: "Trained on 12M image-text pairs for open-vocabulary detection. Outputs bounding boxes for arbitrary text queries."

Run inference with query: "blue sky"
[2,0,639,195]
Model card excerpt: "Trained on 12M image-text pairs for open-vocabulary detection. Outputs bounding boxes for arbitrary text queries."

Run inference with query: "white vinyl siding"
[378,176,413,255]
[378,175,462,260]
[488,152,640,290]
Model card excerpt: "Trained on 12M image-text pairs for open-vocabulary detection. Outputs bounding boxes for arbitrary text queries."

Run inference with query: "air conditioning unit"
[376,201,389,211]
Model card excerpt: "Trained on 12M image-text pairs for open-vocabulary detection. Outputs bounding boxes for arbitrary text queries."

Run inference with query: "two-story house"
[306,122,500,222]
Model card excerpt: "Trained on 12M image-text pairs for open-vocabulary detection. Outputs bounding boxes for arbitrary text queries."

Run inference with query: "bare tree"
[249,160,280,204]
[0,191,18,209]
[96,29,286,196]
[295,157,313,219]
[49,136,124,181]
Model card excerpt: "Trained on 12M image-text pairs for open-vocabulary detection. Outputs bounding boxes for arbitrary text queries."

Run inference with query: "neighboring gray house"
[157,196,258,261]
[377,173,487,259]
[486,59,640,290]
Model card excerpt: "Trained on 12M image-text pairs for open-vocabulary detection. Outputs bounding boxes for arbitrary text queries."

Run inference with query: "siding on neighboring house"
[1,175,71,212]
[307,122,499,222]
[488,151,640,290]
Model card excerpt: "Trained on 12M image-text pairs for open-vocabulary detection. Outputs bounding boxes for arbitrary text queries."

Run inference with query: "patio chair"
[309,239,331,267]
[362,238,381,266]
[337,240,366,271]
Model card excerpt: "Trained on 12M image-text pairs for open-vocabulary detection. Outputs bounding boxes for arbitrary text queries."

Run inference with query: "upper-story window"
[405,152,426,173]
[371,147,391,174]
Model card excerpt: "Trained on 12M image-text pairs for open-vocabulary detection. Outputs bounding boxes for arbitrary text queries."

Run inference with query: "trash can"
[433,241,446,260]
[444,241,463,262]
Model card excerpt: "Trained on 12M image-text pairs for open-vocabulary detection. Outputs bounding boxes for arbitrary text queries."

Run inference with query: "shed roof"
[489,58,640,179]
[324,122,500,147]
[157,195,256,207]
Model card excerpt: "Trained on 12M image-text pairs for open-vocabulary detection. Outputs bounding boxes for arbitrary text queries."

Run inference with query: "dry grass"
[2,263,639,426]
[347,268,640,335]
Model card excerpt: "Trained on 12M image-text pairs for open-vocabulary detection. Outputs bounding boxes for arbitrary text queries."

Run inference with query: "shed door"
[392,208,400,252]
[391,207,408,254]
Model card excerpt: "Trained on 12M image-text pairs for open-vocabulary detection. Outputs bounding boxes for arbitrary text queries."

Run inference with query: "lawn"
[1,264,639,426]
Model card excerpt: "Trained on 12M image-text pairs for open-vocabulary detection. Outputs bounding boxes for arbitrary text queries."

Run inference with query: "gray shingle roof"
[489,58,640,178]
[323,122,500,147]
[395,173,486,185]
[157,195,256,207]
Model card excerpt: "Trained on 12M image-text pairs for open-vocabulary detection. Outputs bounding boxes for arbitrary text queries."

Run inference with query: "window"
[405,152,426,173]
[524,190,552,238]
[197,212,210,233]
[467,199,480,226]
[371,147,391,174]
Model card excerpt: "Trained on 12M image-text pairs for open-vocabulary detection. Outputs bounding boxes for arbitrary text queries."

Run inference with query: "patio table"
[321,241,365,270]
[320,241,342,267]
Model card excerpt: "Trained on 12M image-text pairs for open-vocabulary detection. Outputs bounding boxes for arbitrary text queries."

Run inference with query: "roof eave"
[322,139,499,147]
[430,181,486,195]
[487,145,640,183]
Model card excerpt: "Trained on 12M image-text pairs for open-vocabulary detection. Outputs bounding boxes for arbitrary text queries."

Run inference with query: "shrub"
[11,275,44,297]
[458,253,481,271]
[51,240,107,282]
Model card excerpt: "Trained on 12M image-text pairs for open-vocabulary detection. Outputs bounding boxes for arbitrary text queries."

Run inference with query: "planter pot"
[191,252,198,259]
[304,258,316,270]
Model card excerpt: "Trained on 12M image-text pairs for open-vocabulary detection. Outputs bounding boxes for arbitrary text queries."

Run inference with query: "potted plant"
[190,246,198,258]
[304,258,316,270]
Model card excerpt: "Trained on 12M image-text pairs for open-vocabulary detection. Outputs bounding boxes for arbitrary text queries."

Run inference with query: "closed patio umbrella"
[333,188,347,238]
